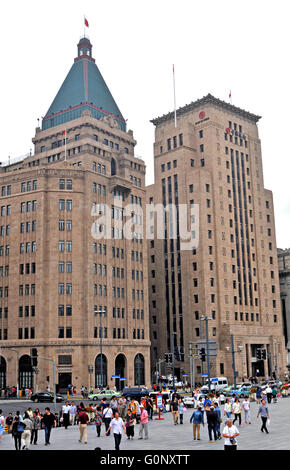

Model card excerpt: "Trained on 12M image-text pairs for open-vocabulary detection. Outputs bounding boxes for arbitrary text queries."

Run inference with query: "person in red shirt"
[78,408,89,444]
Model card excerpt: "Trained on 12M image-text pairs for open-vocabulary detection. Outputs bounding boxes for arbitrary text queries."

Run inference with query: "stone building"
[0,37,151,392]
[278,248,290,371]
[147,94,287,384]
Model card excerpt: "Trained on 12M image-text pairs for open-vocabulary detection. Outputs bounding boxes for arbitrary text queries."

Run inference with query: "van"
[205,377,228,391]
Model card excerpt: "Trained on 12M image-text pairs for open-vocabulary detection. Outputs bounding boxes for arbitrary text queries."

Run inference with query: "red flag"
[229,90,232,98]
[84,17,89,27]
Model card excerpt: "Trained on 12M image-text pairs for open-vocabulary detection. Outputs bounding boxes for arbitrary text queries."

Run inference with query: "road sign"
[156,394,163,408]
[111,375,120,379]
[202,373,208,377]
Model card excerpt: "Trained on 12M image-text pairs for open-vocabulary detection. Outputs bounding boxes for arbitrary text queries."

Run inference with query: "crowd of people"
[0,383,279,451]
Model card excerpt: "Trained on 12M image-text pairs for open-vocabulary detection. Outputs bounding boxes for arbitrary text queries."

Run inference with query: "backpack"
[17,422,25,433]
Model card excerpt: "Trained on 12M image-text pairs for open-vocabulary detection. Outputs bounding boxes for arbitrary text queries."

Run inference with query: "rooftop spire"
[75,37,95,63]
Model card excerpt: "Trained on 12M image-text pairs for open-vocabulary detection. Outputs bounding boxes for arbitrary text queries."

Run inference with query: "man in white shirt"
[61,401,71,429]
[242,397,251,424]
[106,411,126,450]
[222,419,239,450]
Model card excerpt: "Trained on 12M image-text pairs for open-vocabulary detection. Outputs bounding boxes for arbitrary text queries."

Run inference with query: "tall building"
[278,248,290,370]
[147,94,286,383]
[0,37,151,392]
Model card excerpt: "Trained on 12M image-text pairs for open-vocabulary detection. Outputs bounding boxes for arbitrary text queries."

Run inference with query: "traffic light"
[262,349,267,360]
[165,353,173,364]
[200,347,206,362]
[256,348,262,360]
[30,348,38,367]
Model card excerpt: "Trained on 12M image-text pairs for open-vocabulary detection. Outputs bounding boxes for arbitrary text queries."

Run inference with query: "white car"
[182,396,195,407]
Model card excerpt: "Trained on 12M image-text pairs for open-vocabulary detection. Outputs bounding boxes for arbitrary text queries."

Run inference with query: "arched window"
[134,353,145,386]
[115,354,126,391]
[95,354,107,388]
[19,355,33,389]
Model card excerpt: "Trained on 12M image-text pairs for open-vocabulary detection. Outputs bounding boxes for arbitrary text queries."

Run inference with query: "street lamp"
[226,334,243,389]
[200,316,213,390]
[8,348,19,398]
[94,307,107,389]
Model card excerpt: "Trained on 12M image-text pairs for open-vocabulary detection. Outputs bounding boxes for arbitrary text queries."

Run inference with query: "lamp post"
[200,316,213,391]
[94,307,107,389]
[9,348,19,398]
[226,334,243,389]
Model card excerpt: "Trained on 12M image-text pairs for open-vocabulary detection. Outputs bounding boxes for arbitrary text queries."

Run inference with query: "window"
[59,179,65,190]
[200,144,204,153]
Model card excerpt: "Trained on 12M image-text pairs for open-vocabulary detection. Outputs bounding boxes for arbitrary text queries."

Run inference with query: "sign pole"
[155,394,164,420]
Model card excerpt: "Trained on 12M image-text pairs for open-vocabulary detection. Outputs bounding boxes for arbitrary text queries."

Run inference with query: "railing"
[0,153,31,167]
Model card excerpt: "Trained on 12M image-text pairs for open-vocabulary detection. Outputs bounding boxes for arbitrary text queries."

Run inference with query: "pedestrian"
[232,398,242,426]
[110,396,119,417]
[61,401,71,429]
[69,401,77,425]
[6,412,13,434]
[242,397,251,424]
[103,404,113,435]
[206,406,218,443]
[125,410,136,440]
[138,405,149,440]
[171,397,179,425]
[272,387,278,403]
[128,398,139,422]
[257,399,270,434]
[0,410,5,443]
[145,394,154,420]
[11,416,24,450]
[106,411,126,451]
[21,412,33,450]
[30,411,41,445]
[94,406,103,437]
[26,407,33,419]
[15,410,23,422]
[42,407,56,446]
[213,402,222,439]
[78,407,89,444]
[118,395,127,420]
[256,386,262,404]
[224,398,232,420]
[178,398,184,424]
[265,385,272,404]
[222,419,239,450]
[190,406,204,441]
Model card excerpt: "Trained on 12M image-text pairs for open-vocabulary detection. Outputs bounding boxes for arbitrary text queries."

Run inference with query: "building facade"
[0,37,151,392]
[278,248,290,370]
[147,94,287,384]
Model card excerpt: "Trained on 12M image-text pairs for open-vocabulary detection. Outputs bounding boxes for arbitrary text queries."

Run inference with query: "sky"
[0,0,289,248]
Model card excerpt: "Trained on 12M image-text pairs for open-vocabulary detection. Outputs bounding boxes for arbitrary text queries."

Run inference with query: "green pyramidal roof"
[42,37,126,131]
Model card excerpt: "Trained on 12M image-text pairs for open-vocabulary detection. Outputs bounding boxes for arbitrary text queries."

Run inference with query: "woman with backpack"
[12,416,25,450]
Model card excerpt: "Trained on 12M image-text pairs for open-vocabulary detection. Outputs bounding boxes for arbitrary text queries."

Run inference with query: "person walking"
[222,419,239,450]
[30,411,41,445]
[257,399,270,434]
[232,398,242,426]
[178,398,185,424]
[206,406,218,443]
[189,406,204,441]
[110,396,119,417]
[265,385,272,404]
[213,402,222,439]
[0,410,5,443]
[125,410,136,440]
[106,411,126,451]
[94,406,103,438]
[138,405,149,440]
[21,412,33,450]
[128,398,139,422]
[171,397,179,425]
[242,397,251,424]
[6,412,13,434]
[145,394,154,420]
[11,416,24,450]
[78,407,89,444]
[103,404,113,435]
[61,401,71,429]
[118,395,127,420]
[69,401,77,425]
[272,387,278,403]
[42,407,56,446]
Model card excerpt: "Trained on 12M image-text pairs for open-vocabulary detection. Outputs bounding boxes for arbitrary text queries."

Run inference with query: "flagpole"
[173,64,177,128]
[84,15,85,38]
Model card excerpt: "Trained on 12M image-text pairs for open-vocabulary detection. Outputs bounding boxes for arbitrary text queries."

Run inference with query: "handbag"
[182,406,187,413]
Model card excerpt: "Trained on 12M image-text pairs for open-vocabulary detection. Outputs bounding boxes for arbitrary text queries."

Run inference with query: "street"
[0,397,290,450]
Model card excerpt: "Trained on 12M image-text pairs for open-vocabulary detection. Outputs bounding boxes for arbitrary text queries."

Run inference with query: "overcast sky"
[1,0,289,248]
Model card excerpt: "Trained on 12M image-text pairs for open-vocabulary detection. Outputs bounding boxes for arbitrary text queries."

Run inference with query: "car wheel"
[93,397,97,401]
[127,396,130,402]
